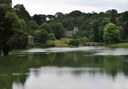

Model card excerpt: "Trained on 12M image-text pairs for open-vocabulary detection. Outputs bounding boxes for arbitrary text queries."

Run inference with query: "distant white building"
[65,27,79,37]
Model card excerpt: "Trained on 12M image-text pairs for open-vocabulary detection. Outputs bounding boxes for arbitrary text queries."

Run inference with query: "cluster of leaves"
[103,23,120,43]
[69,39,80,47]
[0,3,28,55]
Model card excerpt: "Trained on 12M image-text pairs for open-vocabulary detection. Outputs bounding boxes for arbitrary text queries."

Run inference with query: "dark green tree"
[0,4,16,55]
[0,0,12,5]
[47,15,55,21]
[34,29,48,44]
[106,9,118,24]
[8,18,27,49]
[55,12,64,20]
[27,20,39,34]
[69,39,80,47]
[14,4,31,22]
[117,11,128,39]
[39,23,53,33]
[92,20,100,42]
[68,10,83,17]
[49,22,65,39]
[32,14,46,25]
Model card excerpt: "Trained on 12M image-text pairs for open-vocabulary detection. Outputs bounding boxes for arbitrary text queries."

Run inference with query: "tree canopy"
[103,23,120,43]
[0,2,128,55]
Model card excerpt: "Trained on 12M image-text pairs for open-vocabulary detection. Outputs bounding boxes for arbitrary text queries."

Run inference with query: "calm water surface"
[0,47,128,89]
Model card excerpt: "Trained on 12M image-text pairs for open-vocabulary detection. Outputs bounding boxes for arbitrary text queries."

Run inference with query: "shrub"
[69,39,80,47]
[42,40,55,48]
[48,33,56,40]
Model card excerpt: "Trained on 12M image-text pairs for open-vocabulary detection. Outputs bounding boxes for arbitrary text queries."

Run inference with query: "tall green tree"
[32,14,46,25]
[8,18,27,49]
[34,29,48,44]
[103,23,120,43]
[106,9,118,24]
[117,11,128,39]
[92,20,100,42]
[0,4,16,55]
[14,4,31,22]
[49,22,65,39]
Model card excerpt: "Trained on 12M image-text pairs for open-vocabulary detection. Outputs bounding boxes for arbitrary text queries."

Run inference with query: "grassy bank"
[53,38,72,47]
[107,43,128,48]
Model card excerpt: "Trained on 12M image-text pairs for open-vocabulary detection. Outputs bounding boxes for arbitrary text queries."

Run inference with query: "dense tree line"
[28,9,128,44]
[0,1,128,55]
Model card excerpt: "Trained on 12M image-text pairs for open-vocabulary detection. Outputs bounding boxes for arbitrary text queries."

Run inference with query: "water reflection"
[0,47,128,89]
[15,67,128,89]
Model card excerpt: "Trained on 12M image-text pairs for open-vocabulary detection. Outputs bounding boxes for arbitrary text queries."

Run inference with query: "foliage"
[1,1,128,54]
[103,23,120,43]
[79,37,88,45]
[108,43,128,48]
[0,0,12,5]
[34,29,48,44]
[27,20,39,34]
[117,11,128,39]
[69,39,80,47]
[68,10,83,17]
[106,9,118,24]
[92,20,100,42]
[32,14,46,25]
[8,30,27,49]
[42,40,55,47]
[14,4,31,22]
[39,23,53,33]
[52,40,68,47]
[0,4,18,55]
[49,22,65,39]
[48,33,56,40]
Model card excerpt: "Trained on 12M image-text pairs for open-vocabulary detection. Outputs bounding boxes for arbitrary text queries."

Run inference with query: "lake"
[0,47,128,89]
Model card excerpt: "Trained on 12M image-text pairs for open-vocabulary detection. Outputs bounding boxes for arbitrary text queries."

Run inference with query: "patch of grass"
[53,38,72,47]
[43,40,55,47]
[53,40,68,47]
[60,38,72,43]
[108,43,128,48]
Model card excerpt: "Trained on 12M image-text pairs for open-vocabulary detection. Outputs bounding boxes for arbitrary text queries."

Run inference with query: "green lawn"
[108,43,128,48]
[53,38,72,47]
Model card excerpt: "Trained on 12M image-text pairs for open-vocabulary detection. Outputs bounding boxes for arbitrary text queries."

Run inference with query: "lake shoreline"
[107,43,128,48]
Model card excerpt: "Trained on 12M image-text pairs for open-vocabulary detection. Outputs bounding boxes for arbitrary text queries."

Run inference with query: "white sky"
[12,0,128,16]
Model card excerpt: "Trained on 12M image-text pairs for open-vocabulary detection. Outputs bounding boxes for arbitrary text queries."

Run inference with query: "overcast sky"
[12,0,128,16]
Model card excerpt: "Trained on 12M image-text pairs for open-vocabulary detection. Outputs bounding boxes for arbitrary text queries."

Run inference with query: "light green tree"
[103,23,120,43]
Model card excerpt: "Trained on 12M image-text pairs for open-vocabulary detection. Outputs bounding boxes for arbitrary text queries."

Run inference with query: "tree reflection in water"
[0,50,128,89]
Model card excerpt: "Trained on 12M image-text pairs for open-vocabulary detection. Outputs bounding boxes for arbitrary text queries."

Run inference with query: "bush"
[34,43,42,47]
[69,39,80,47]
[43,43,55,48]
[79,37,88,45]
[48,33,56,40]
[42,40,55,48]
